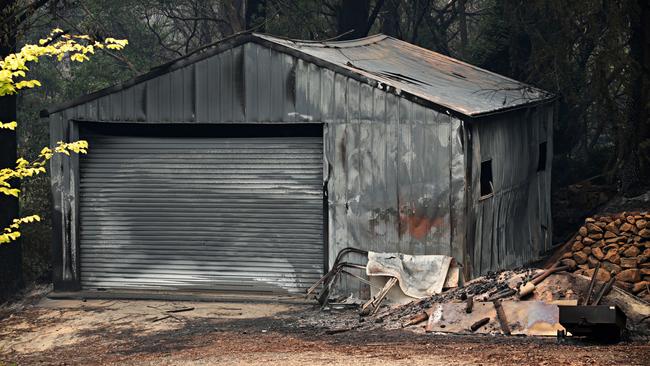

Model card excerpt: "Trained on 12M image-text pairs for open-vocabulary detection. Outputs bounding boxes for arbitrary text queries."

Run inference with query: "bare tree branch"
[0,0,50,28]
[143,10,184,57]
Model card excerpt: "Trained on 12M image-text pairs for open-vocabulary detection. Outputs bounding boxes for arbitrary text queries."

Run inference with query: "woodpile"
[561,212,650,301]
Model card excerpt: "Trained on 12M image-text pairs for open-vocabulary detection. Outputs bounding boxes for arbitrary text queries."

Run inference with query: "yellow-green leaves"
[0,215,41,244]
[0,29,126,244]
[55,140,89,155]
[0,28,128,97]
[105,38,129,50]
[0,187,20,197]
[0,231,21,243]
[15,79,41,89]
[0,140,89,199]
[0,121,17,130]
[0,140,90,243]
[70,53,89,62]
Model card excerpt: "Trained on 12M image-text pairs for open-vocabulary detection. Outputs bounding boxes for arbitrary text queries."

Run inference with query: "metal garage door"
[79,129,324,293]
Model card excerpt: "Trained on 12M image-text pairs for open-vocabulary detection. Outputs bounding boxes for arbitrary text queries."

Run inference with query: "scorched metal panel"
[78,133,324,293]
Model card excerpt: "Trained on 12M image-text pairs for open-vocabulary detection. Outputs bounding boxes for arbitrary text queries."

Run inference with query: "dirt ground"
[1,292,649,366]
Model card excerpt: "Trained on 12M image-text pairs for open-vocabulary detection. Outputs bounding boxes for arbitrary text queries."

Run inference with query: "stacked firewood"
[561,212,650,301]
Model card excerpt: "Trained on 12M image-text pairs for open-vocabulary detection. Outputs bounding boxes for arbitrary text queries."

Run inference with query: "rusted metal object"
[316,262,368,307]
[470,317,490,332]
[583,262,601,305]
[306,247,369,308]
[592,273,617,306]
[403,312,429,327]
[307,247,369,296]
[493,300,511,336]
[465,295,474,313]
[487,288,516,301]
[415,300,566,336]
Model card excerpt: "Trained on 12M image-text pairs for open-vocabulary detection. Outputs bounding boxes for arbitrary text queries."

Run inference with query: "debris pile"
[306,268,650,340]
[558,212,650,301]
[371,268,576,324]
[307,246,650,340]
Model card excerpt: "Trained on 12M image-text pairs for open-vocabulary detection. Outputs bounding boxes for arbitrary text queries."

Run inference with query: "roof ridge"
[253,33,389,48]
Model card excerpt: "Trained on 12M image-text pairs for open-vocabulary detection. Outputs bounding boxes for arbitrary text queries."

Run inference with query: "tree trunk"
[0,0,22,300]
[245,0,266,31]
[336,0,371,40]
[633,0,650,187]
[457,0,468,58]
[219,0,246,34]
[380,0,400,37]
[618,0,650,196]
[335,0,385,40]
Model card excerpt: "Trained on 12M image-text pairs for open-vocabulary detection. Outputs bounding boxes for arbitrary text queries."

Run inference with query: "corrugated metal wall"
[52,38,559,294]
[467,105,554,275]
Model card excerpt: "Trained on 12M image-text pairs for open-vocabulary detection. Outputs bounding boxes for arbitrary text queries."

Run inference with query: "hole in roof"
[373,71,431,87]
[451,72,466,79]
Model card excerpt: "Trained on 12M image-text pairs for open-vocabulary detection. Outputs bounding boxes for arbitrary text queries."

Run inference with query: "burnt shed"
[44,33,556,295]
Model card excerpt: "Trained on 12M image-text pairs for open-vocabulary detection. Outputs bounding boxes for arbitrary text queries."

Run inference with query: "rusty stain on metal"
[399,210,446,240]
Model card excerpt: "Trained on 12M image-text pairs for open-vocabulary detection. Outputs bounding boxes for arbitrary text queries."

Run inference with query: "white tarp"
[366,252,456,299]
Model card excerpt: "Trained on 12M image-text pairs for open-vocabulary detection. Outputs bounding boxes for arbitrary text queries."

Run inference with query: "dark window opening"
[537,142,547,172]
[480,159,494,198]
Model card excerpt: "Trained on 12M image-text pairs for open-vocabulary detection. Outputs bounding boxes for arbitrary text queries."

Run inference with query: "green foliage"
[465,0,634,187]
[1,29,126,244]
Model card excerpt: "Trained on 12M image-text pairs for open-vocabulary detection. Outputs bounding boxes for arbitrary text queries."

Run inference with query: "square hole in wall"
[537,142,547,172]
[480,159,494,198]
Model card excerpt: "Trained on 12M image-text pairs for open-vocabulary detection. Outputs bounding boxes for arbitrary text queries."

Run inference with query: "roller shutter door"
[79,131,324,293]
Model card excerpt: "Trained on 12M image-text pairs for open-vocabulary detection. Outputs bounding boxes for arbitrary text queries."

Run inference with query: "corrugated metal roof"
[256,33,552,116]
[43,33,553,118]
